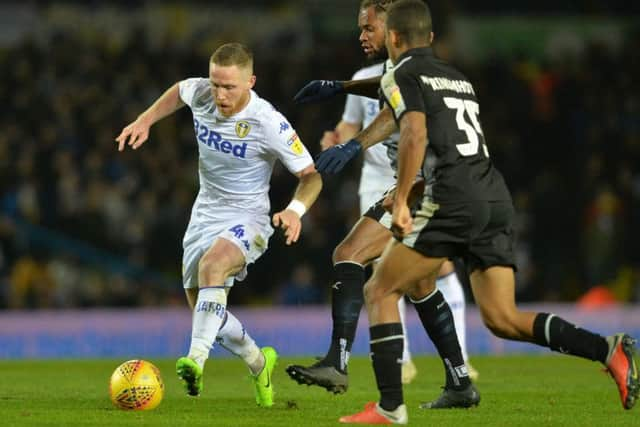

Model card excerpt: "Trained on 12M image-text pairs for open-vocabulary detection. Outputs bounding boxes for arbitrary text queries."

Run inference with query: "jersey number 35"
[444,97,489,158]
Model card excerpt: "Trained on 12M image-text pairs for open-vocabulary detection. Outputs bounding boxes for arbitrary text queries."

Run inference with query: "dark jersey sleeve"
[380,64,426,123]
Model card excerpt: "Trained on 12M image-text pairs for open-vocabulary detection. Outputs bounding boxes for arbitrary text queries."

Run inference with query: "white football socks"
[398,297,412,363]
[217,310,264,375]
[436,272,468,362]
[188,287,227,369]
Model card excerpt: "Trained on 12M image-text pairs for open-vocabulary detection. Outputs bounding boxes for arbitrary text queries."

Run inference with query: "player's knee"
[363,280,376,306]
[332,240,358,263]
[198,252,231,284]
[363,279,388,307]
[480,308,515,338]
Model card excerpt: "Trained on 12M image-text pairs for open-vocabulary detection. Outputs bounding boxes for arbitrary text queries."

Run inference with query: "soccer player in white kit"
[286,0,475,393]
[115,43,322,407]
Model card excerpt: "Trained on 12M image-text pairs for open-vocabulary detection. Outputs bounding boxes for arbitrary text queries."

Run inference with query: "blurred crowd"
[1,3,639,309]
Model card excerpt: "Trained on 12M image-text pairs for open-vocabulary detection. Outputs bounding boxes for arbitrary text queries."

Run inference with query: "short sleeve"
[380,66,425,122]
[178,78,211,109]
[342,69,368,125]
[262,109,314,174]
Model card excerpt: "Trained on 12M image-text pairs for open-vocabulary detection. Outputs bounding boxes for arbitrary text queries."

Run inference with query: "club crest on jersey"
[286,133,304,155]
[194,119,248,158]
[235,120,251,138]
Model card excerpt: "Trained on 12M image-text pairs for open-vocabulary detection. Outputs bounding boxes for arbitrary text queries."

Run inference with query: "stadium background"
[0,1,639,358]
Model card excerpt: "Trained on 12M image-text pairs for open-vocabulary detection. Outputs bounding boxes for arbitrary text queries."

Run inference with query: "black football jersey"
[380,47,511,203]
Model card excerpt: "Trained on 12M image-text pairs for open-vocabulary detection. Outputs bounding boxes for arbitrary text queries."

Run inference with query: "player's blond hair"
[360,0,397,14]
[210,43,253,71]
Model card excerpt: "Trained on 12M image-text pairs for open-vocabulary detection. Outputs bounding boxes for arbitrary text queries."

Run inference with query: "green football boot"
[176,356,204,397]
[252,346,278,407]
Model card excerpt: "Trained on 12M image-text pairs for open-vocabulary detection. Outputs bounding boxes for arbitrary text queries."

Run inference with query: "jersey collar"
[396,46,434,64]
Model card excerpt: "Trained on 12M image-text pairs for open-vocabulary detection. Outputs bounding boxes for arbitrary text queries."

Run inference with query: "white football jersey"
[179,78,313,219]
[342,62,398,196]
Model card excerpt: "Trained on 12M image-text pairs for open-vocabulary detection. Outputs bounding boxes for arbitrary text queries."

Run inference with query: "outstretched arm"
[115,83,185,151]
[272,165,323,245]
[319,120,361,151]
[353,106,396,150]
[293,76,383,104]
[342,76,382,98]
[315,107,397,174]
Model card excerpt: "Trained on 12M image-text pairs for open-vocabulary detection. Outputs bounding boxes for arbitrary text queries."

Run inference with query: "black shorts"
[363,192,422,227]
[363,198,388,223]
[402,199,516,273]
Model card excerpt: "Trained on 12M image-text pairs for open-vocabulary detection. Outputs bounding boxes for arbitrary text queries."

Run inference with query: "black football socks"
[370,323,404,411]
[533,313,609,363]
[412,289,471,390]
[324,262,366,372]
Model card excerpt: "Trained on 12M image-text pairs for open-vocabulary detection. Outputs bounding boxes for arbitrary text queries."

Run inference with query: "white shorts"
[182,214,274,289]
[359,164,395,215]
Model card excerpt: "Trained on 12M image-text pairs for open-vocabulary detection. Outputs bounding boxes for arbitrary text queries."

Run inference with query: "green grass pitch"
[0,355,637,426]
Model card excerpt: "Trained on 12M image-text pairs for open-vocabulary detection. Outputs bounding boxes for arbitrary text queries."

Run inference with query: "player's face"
[209,63,256,117]
[358,6,386,60]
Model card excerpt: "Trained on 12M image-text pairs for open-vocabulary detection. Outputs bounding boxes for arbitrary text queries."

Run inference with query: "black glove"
[293,80,344,104]
[315,139,362,174]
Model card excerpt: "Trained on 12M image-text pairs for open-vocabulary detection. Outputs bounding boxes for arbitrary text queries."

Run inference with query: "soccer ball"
[109,360,164,410]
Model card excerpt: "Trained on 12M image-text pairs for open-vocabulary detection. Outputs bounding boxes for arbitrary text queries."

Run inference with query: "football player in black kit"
[331,0,638,424]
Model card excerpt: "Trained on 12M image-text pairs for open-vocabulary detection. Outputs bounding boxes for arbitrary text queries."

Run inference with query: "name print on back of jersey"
[193,118,248,158]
